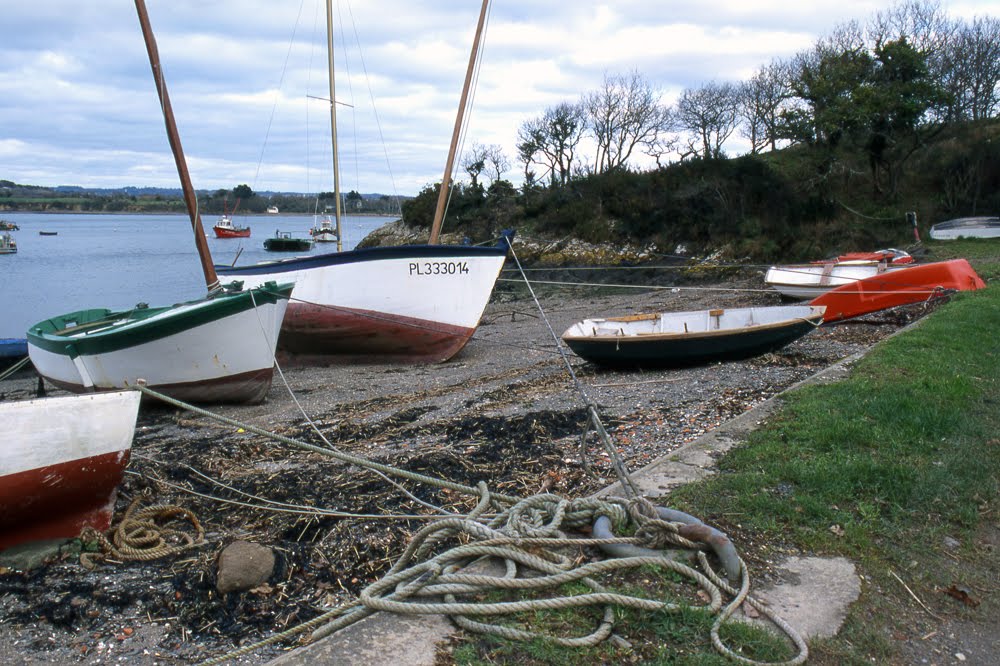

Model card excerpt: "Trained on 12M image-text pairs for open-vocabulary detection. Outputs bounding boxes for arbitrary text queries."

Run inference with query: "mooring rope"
[79,496,205,569]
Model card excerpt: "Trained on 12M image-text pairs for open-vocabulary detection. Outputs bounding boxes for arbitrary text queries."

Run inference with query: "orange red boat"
[810,258,985,323]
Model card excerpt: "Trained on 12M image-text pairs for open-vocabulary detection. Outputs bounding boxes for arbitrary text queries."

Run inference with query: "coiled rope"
[79,496,205,569]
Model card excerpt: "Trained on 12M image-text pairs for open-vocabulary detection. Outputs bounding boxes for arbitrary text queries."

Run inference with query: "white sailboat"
[217,0,507,364]
[27,0,292,404]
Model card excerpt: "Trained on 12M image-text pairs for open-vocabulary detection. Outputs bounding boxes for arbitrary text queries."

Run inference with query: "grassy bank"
[455,242,998,665]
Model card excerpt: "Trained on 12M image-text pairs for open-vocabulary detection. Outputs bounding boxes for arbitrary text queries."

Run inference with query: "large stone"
[216,540,275,595]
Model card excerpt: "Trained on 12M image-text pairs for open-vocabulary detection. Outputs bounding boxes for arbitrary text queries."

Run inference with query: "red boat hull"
[810,259,986,323]
[0,450,130,551]
[214,225,251,238]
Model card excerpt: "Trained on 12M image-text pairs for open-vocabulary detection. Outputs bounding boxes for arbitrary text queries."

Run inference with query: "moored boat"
[264,230,314,252]
[213,215,251,238]
[929,216,1000,240]
[810,258,986,323]
[28,282,292,404]
[562,304,826,368]
[765,254,914,300]
[0,337,28,361]
[216,0,507,364]
[0,391,141,551]
[26,1,294,406]
[309,216,339,243]
[0,232,16,254]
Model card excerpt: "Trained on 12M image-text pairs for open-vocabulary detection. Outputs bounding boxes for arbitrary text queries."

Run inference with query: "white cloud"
[0,0,995,193]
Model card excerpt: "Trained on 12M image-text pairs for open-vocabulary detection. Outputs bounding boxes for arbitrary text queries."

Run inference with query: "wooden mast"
[428,0,490,245]
[326,0,344,252]
[134,0,220,293]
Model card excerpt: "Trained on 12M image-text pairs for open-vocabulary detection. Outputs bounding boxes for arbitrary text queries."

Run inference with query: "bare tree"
[516,102,586,186]
[738,60,794,153]
[482,144,510,184]
[939,16,1000,121]
[583,71,671,172]
[675,82,740,159]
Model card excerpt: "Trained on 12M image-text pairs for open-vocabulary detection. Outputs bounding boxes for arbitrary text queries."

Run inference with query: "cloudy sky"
[0,1,995,196]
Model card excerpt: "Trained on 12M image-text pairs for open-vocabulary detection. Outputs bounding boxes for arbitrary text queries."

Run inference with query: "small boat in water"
[264,230,314,252]
[561,304,826,368]
[765,249,914,300]
[309,216,339,243]
[38,231,58,236]
[213,199,250,238]
[810,258,986,322]
[0,220,18,231]
[0,232,16,254]
[213,215,251,238]
[0,390,141,551]
[929,216,1000,240]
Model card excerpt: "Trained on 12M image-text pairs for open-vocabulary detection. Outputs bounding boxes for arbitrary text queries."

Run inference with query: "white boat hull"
[217,245,507,363]
[28,286,291,404]
[929,217,1000,240]
[0,391,141,549]
[764,263,912,300]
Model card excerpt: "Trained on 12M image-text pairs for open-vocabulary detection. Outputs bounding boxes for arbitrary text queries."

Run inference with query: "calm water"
[0,212,391,339]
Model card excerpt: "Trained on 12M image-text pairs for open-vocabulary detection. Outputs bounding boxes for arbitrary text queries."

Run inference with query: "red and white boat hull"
[217,245,507,363]
[0,391,142,551]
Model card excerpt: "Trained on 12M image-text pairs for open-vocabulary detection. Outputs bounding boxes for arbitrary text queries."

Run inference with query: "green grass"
[452,248,1000,664]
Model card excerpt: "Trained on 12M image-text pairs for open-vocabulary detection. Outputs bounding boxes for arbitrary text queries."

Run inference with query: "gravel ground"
[0,274,932,665]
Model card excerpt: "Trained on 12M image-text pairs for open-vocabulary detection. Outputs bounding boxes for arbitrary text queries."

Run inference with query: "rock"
[216,541,275,595]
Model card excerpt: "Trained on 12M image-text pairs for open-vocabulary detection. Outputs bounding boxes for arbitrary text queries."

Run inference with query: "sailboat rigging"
[26,0,293,404]
[217,0,508,364]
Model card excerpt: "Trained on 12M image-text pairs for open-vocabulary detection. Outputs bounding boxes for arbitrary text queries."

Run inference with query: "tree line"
[461,0,998,197]
[397,0,1000,260]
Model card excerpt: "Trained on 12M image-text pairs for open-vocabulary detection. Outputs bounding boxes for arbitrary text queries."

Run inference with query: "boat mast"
[326,0,343,252]
[429,0,490,245]
[134,0,220,293]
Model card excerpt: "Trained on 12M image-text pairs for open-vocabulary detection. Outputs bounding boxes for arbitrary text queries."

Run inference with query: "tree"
[516,102,586,187]
[233,184,254,199]
[583,71,671,172]
[675,82,740,159]
[738,61,794,153]
[938,16,1000,121]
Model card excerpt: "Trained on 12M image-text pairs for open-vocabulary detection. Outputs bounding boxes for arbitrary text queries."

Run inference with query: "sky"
[0,1,996,197]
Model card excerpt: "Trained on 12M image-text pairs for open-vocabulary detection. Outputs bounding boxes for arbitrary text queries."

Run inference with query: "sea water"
[0,212,391,339]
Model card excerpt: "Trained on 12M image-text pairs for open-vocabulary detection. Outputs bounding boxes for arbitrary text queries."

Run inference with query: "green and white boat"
[27,2,293,405]
[27,282,292,404]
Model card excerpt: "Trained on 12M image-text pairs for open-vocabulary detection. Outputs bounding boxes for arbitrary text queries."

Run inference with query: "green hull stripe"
[27,283,292,357]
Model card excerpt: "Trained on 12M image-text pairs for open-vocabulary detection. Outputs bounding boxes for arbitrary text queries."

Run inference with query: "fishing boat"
[264,230,314,252]
[929,216,1000,240]
[0,232,16,254]
[562,304,826,368]
[0,220,18,231]
[765,250,914,300]
[0,391,141,551]
[309,216,339,243]
[27,1,293,405]
[213,199,250,238]
[810,258,986,323]
[216,0,507,364]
